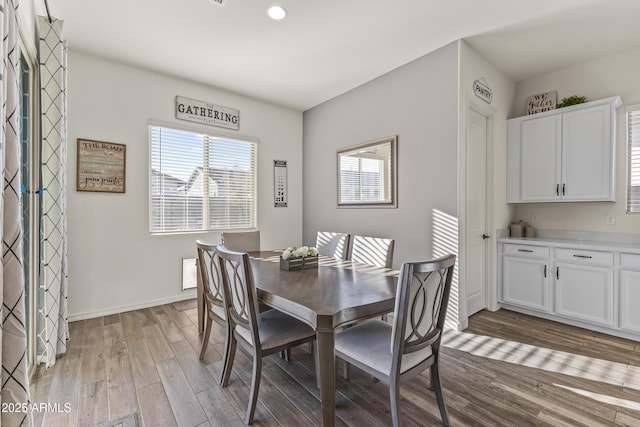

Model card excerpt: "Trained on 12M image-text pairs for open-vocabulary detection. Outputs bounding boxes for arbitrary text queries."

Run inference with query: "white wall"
[67,51,303,320]
[511,47,640,233]
[458,41,516,324]
[302,42,459,270]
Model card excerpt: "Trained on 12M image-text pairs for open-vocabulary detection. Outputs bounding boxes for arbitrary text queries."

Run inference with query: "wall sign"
[274,160,288,207]
[526,90,557,115]
[77,139,126,193]
[176,96,240,130]
[473,79,492,104]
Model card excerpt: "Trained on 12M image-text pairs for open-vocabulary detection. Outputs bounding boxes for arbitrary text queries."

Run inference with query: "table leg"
[317,328,335,427]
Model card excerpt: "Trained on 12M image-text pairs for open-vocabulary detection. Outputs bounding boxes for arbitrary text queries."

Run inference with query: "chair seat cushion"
[335,320,432,376]
[236,309,315,350]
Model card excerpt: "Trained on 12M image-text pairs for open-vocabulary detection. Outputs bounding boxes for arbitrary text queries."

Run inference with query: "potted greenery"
[556,95,587,108]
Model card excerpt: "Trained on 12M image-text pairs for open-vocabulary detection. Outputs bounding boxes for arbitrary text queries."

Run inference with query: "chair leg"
[390,378,401,427]
[341,359,351,380]
[218,322,232,385]
[431,363,450,426]
[280,348,291,361]
[199,316,212,360]
[312,341,320,390]
[246,353,262,425]
[221,335,237,387]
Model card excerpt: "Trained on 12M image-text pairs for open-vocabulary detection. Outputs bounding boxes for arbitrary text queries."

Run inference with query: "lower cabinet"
[554,262,613,326]
[620,253,640,334]
[500,240,638,340]
[503,256,549,311]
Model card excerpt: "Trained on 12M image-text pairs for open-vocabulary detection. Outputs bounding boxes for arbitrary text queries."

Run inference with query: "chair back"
[390,254,456,367]
[316,231,350,259]
[196,240,225,319]
[221,230,260,252]
[216,245,261,341]
[351,235,394,268]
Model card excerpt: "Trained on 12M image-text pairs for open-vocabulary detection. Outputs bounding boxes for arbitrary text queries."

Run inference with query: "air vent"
[210,0,228,7]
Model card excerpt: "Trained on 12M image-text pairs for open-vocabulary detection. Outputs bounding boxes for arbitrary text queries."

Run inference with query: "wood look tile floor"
[29,302,640,426]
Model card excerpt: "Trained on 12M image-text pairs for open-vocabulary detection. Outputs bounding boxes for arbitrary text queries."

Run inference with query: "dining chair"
[221,230,260,252]
[216,245,318,425]
[350,234,395,326]
[315,231,350,259]
[350,235,395,268]
[334,254,456,427]
[196,240,229,384]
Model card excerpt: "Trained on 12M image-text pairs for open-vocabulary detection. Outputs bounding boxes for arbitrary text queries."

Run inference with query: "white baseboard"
[68,290,197,322]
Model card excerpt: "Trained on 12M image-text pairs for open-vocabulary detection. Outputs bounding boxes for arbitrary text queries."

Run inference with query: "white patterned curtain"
[2,0,31,426]
[37,16,68,368]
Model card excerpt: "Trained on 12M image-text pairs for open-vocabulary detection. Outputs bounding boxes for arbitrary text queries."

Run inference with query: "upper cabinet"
[507,96,622,203]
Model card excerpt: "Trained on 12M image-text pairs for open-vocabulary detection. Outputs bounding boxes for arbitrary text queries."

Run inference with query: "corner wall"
[302,42,459,270]
[458,40,516,326]
[66,51,303,320]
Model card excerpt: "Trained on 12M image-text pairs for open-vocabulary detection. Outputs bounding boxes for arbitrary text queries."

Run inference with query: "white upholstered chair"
[315,231,350,260]
[335,254,456,427]
[216,245,317,425]
[221,230,260,252]
[350,235,394,268]
[196,241,229,383]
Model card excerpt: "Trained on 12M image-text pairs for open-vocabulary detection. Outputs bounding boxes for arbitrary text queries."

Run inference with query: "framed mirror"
[337,135,397,208]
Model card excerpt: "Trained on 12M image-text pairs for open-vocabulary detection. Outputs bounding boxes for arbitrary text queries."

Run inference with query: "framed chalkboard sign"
[77,139,126,193]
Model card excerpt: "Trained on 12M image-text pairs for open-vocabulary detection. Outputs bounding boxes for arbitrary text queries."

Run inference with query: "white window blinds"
[628,107,640,213]
[149,125,257,233]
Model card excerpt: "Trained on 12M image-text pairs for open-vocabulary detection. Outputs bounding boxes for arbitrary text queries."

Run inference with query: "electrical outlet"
[605,214,616,225]
[530,213,537,223]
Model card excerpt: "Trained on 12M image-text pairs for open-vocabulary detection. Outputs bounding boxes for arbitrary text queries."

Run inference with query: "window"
[149,124,257,233]
[628,106,640,213]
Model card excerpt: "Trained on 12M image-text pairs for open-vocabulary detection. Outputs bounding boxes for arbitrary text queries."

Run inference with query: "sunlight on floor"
[554,383,640,411]
[443,329,640,393]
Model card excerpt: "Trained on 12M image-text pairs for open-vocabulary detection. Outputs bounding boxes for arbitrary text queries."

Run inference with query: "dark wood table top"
[249,251,398,331]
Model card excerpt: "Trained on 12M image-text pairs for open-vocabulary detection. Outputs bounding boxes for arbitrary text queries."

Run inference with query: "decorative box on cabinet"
[507,96,621,203]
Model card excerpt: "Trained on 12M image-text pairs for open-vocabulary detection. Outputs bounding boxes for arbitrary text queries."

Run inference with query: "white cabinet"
[499,239,637,339]
[501,244,550,311]
[620,253,640,333]
[554,262,614,327]
[507,96,621,203]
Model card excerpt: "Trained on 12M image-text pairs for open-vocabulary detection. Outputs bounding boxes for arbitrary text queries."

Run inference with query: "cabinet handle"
[556,266,560,280]
[556,184,560,196]
[544,265,547,278]
[517,249,533,253]
[573,254,593,259]
[562,184,566,196]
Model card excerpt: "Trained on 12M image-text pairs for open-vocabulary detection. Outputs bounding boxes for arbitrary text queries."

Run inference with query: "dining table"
[196,250,398,427]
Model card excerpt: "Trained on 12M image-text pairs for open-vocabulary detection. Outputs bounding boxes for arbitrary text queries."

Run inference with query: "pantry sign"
[176,96,240,130]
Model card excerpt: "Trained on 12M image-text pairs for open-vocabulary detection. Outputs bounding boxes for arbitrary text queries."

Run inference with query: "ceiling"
[43,0,640,111]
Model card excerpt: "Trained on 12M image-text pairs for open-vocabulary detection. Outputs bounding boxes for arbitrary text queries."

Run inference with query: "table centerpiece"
[280,246,319,271]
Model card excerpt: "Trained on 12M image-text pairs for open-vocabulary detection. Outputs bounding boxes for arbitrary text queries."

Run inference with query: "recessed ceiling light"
[267,6,287,20]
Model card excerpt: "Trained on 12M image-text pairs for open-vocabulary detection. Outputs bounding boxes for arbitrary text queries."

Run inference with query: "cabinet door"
[620,269,640,333]
[502,256,549,311]
[555,263,613,326]
[561,104,613,201]
[519,115,562,201]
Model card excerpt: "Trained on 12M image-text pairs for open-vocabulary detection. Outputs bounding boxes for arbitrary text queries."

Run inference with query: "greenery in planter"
[557,95,587,108]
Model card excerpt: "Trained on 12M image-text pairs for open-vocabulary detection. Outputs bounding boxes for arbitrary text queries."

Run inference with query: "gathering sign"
[176,96,240,130]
